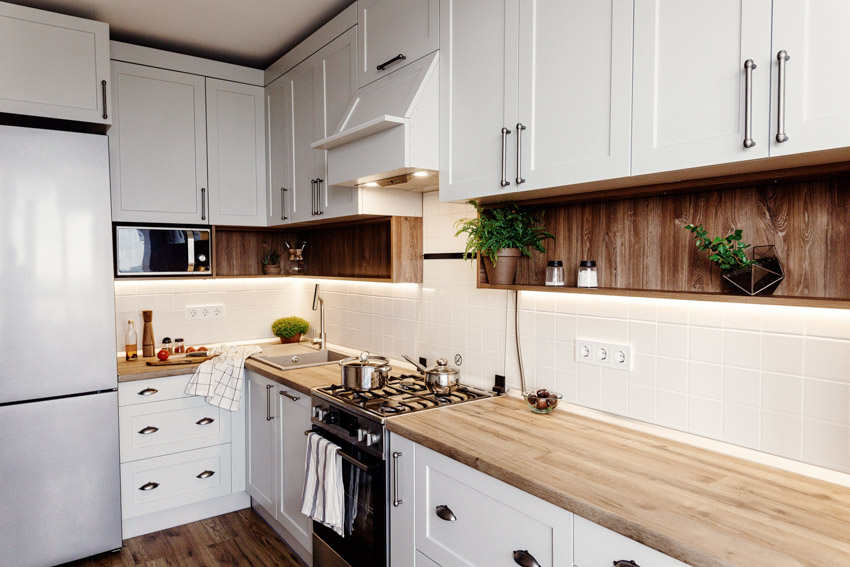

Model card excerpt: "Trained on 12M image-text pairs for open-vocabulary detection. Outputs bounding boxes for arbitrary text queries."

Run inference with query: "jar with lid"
[545,261,565,287]
[161,337,173,354]
[173,338,185,354]
[577,260,598,288]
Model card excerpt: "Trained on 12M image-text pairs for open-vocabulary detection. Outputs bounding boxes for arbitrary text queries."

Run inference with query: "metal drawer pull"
[279,390,300,401]
[316,179,324,215]
[311,179,317,215]
[138,426,159,435]
[139,482,159,491]
[195,417,215,425]
[280,187,288,220]
[512,550,541,567]
[101,80,108,119]
[515,123,526,184]
[614,561,641,567]
[138,388,158,396]
[776,50,790,143]
[743,59,757,148]
[392,451,403,507]
[377,53,406,71]
[201,187,207,221]
[196,470,215,479]
[266,384,274,420]
[435,505,456,521]
[501,127,512,187]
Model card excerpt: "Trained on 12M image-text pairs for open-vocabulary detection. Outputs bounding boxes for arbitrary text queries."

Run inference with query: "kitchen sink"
[250,349,348,371]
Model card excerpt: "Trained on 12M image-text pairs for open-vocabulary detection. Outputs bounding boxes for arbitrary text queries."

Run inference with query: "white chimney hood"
[311,52,438,191]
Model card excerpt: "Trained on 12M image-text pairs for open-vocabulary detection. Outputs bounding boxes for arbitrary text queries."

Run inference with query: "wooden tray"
[146,355,215,366]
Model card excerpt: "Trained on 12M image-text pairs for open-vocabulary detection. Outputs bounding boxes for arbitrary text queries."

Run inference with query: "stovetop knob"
[356,427,368,442]
[365,432,380,447]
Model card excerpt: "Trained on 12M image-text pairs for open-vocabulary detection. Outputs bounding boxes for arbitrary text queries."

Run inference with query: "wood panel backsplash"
[516,176,850,298]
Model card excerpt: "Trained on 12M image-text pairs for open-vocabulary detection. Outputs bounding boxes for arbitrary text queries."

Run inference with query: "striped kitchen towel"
[301,432,345,536]
[184,344,262,411]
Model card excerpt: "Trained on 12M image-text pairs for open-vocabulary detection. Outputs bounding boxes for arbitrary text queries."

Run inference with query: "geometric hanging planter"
[722,245,785,296]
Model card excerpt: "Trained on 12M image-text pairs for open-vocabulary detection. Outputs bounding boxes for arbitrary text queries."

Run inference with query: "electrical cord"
[514,289,526,393]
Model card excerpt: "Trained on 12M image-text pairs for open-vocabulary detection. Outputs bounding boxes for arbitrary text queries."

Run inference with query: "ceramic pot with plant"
[272,316,310,343]
[684,224,784,296]
[262,250,281,275]
[455,201,554,285]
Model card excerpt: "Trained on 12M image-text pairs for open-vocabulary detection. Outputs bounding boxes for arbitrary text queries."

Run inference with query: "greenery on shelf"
[271,316,309,339]
[262,250,281,265]
[684,224,754,271]
[454,201,554,264]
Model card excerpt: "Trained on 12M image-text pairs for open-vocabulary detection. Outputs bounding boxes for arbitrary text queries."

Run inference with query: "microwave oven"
[114,226,212,277]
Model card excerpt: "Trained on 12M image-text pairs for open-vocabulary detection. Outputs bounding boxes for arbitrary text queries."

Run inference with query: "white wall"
[115,191,850,474]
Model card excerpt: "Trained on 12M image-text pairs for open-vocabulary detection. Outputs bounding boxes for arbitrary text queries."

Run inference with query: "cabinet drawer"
[415,445,572,567]
[118,375,193,406]
[120,396,230,462]
[121,444,231,519]
[574,516,688,567]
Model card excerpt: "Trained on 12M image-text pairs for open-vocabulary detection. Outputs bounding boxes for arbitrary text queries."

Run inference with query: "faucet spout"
[312,284,326,350]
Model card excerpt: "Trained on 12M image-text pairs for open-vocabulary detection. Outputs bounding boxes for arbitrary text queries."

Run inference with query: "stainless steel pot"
[339,351,391,391]
[403,355,460,395]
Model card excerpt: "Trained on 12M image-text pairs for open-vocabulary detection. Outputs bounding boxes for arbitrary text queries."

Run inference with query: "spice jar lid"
[579,260,597,267]
[547,261,563,267]
[162,337,172,344]
[175,338,184,342]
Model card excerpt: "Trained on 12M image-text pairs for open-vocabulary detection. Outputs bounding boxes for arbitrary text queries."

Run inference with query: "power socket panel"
[186,304,225,320]
[575,339,632,370]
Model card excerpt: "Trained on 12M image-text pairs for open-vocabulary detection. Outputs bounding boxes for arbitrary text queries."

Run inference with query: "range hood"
[311,52,438,191]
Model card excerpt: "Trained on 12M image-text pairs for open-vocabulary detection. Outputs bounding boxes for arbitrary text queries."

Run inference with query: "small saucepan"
[339,351,391,391]
[403,355,461,395]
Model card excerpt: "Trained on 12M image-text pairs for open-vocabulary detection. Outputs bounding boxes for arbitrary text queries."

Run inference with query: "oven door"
[311,426,386,567]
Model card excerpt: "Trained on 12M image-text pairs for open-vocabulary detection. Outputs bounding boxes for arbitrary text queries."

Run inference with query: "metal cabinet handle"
[500,127,512,187]
[377,53,406,71]
[138,426,159,435]
[392,451,403,507]
[776,50,790,143]
[279,390,300,401]
[101,80,108,119]
[435,505,456,521]
[138,387,158,396]
[513,550,541,567]
[280,187,288,220]
[743,59,757,148]
[515,123,526,184]
[614,561,641,567]
[139,482,159,491]
[316,178,324,215]
[311,179,317,215]
[196,470,215,479]
[195,417,215,425]
[266,384,274,420]
[201,187,207,221]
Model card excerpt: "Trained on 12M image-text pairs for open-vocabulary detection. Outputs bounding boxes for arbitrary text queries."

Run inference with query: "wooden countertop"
[245,359,341,396]
[386,395,850,567]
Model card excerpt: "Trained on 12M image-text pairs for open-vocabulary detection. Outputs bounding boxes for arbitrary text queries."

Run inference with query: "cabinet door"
[439,0,520,202]
[358,0,439,88]
[631,0,772,175]
[389,433,416,567]
[317,27,359,220]
[206,78,267,226]
[573,515,688,567]
[276,388,312,554]
[109,62,208,224]
[0,3,110,124]
[517,0,633,191]
[266,75,292,226]
[770,0,850,156]
[246,372,276,512]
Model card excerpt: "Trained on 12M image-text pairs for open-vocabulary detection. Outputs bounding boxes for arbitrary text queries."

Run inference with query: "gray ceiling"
[6,0,354,69]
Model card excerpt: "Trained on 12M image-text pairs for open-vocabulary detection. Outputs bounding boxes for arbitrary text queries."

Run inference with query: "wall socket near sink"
[186,305,225,320]
[575,339,632,370]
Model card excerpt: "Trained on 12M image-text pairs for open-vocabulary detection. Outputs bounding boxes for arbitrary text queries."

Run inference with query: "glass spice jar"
[173,338,185,354]
[577,260,598,288]
[161,337,173,354]
[545,261,565,286]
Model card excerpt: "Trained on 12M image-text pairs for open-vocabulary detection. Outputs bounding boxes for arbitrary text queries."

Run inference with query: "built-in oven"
[309,424,387,567]
[114,225,211,277]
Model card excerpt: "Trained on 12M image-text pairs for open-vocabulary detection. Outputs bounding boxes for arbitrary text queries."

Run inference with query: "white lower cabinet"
[573,516,689,567]
[277,387,313,553]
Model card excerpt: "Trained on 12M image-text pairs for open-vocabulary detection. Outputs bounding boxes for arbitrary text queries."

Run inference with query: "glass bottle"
[577,260,598,288]
[545,261,565,286]
[174,338,185,354]
[161,337,173,354]
[125,320,138,361]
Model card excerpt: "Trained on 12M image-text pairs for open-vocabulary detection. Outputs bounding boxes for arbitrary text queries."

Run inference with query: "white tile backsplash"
[113,190,850,475]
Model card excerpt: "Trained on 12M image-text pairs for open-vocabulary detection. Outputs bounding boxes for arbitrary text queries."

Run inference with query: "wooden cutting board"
[146,355,215,366]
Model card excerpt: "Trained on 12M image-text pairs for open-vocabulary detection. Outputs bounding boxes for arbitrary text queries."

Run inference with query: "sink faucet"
[312,284,326,350]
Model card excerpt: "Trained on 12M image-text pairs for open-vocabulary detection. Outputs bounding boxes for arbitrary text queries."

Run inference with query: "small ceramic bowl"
[522,390,563,414]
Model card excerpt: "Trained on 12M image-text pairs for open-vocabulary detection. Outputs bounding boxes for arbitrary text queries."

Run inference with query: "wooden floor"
[60,509,308,567]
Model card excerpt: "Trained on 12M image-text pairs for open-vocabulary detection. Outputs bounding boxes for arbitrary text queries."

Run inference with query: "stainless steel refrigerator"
[0,125,122,566]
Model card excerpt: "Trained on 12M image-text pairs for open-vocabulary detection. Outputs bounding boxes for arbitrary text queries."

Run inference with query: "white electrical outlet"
[612,345,631,369]
[575,340,593,362]
[210,305,224,318]
[186,307,200,320]
[186,304,225,320]
[575,339,633,370]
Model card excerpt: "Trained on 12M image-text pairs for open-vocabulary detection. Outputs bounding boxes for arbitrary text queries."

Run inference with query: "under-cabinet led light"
[412,171,429,177]
[364,182,379,187]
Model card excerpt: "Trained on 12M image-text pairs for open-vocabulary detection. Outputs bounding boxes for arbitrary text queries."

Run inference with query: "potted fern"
[455,201,554,285]
[272,316,309,343]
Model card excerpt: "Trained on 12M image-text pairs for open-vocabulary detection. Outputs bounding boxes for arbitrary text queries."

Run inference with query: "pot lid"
[428,358,460,377]
[340,351,390,369]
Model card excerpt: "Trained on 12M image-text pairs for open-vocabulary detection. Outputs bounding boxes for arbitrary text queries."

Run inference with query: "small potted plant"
[262,250,281,275]
[684,224,784,295]
[271,316,310,343]
[455,201,554,285]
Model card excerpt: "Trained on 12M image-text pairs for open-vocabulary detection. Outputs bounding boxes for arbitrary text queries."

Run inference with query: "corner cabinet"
[0,2,111,125]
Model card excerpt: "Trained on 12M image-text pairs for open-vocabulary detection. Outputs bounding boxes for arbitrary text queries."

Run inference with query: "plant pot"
[483,248,522,285]
[722,245,784,296]
[279,333,302,344]
[263,264,281,275]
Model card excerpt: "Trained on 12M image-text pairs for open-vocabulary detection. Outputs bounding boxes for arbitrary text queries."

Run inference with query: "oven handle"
[304,430,380,472]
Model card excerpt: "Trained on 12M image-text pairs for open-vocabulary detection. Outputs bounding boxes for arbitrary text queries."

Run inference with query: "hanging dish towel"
[184,344,262,411]
[301,432,345,536]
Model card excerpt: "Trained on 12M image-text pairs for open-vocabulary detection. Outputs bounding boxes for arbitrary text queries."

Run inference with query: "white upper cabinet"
[109,62,208,224]
[206,78,266,226]
[357,0,439,88]
[266,75,292,226]
[517,0,633,191]
[0,2,111,125]
[770,0,850,156]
